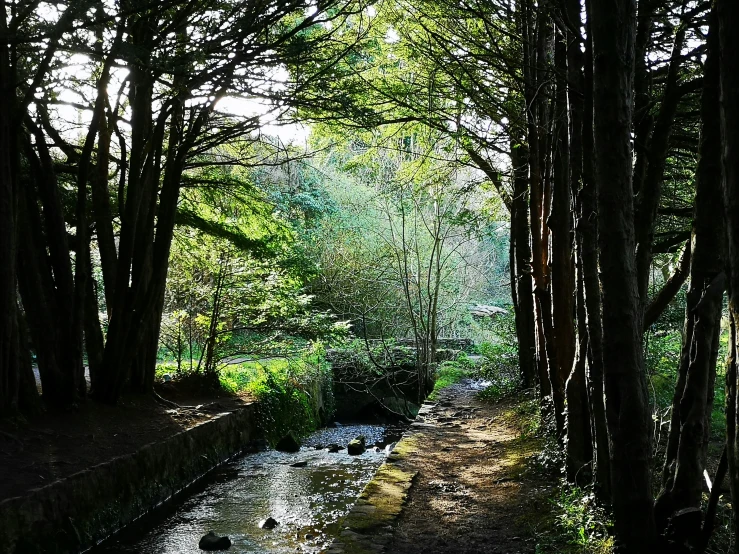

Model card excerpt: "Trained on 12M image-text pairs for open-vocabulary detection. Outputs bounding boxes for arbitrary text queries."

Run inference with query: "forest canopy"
[2,0,739,552]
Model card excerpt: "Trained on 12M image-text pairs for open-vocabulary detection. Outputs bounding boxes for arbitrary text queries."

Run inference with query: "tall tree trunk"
[520,0,554,403]
[717,0,739,544]
[590,0,656,549]
[19,133,84,409]
[0,3,20,413]
[17,175,69,406]
[654,13,725,543]
[550,30,575,439]
[566,237,593,484]
[580,4,610,500]
[84,248,105,393]
[95,27,158,402]
[511,140,537,388]
[562,0,594,488]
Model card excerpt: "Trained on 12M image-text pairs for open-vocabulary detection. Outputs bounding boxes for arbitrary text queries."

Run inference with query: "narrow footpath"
[330,380,558,554]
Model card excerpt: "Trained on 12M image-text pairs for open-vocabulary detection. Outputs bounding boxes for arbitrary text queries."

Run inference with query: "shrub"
[218,344,334,445]
[428,359,471,400]
[476,310,522,400]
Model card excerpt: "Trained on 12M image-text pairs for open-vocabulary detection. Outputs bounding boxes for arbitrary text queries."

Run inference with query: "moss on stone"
[326,437,418,554]
[346,464,416,531]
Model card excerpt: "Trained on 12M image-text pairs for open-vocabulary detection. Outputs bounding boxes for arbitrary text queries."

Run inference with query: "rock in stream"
[198,531,231,551]
[347,436,366,455]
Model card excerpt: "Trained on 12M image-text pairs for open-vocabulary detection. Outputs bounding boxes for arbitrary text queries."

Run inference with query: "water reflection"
[94,424,400,554]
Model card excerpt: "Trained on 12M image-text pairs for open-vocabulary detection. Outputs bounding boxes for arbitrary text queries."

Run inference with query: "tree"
[19,0,364,405]
[0,0,94,412]
[717,0,739,543]
[307,126,496,396]
[589,0,656,549]
[158,146,350,379]
[654,8,726,544]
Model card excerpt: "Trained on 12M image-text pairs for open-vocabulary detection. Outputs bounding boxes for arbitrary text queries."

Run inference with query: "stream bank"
[91,423,405,553]
[328,379,559,554]
[0,401,259,554]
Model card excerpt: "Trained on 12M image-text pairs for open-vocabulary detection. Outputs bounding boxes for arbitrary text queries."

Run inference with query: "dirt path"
[386,380,555,554]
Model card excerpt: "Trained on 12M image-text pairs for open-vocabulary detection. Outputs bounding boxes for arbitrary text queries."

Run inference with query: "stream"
[93,423,404,554]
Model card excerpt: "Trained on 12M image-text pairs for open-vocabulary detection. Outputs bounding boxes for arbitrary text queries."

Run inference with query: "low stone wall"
[0,403,259,554]
[393,337,474,351]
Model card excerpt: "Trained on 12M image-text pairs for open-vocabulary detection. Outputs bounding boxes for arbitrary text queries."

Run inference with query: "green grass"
[428,360,471,400]
[218,359,291,393]
[157,346,333,447]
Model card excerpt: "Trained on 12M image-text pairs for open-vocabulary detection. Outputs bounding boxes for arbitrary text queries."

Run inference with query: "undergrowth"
[158,343,333,446]
[527,431,614,553]
[428,356,474,400]
[495,389,613,553]
[533,484,614,554]
[476,311,523,401]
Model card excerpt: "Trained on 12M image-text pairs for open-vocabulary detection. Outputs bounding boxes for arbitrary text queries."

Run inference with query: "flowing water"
[93,423,403,554]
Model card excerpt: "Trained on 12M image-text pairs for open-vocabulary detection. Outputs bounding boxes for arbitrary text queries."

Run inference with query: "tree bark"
[19,127,85,409]
[510,140,537,388]
[654,16,725,542]
[717,0,739,544]
[522,0,557,408]
[563,0,594,482]
[581,2,610,501]
[566,236,593,485]
[550,30,576,439]
[590,0,656,549]
[0,0,20,413]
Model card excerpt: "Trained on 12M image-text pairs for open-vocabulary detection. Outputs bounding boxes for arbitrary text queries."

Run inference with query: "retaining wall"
[0,403,259,554]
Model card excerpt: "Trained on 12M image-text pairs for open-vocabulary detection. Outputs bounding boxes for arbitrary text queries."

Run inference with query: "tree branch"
[643,239,691,330]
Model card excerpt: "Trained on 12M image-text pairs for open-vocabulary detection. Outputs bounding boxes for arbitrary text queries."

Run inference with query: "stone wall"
[392,337,474,351]
[325,401,434,553]
[0,403,259,554]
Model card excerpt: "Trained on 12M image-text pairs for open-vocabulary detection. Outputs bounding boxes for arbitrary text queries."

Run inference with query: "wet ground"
[93,424,403,554]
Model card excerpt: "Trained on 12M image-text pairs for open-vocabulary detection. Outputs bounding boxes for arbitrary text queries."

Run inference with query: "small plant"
[554,485,613,551]
[533,483,614,554]
[428,359,471,400]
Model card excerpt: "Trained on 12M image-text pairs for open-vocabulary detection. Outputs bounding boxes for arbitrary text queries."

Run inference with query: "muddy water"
[94,424,402,554]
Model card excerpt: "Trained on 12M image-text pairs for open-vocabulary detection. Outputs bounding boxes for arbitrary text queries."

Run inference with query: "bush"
[428,358,472,400]
[476,310,521,400]
[198,344,334,446]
